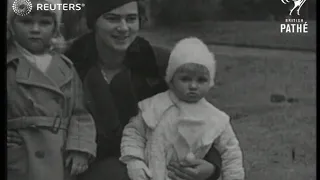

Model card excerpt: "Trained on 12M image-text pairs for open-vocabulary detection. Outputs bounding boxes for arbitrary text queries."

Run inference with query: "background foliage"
[61,0,316,39]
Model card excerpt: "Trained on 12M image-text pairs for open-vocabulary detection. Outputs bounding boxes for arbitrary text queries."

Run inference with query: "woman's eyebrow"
[104,13,138,17]
[127,13,138,16]
[104,13,120,17]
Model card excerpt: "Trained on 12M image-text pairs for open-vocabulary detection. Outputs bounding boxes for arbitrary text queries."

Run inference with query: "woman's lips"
[112,35,129,41]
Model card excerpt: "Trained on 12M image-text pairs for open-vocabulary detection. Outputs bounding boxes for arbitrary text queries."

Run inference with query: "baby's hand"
[65,151,89,176]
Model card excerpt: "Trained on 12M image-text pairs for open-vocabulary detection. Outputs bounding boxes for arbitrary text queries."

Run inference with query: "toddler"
[7,0,97,180]
[120,37,244,180]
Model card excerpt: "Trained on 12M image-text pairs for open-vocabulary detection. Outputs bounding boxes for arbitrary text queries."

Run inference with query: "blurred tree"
[151,0,221,26]
[260,0,295,20]
[59,0,316,34]
[220,0,267,20]
[301,0,316,20]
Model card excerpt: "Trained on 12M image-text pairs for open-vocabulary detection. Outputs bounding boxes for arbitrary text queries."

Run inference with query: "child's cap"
[165,37,216,87]
[7,0,62,33]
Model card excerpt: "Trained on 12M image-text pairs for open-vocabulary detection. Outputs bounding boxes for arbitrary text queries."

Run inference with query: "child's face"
[11,12,56,54]
[170,63,211,103]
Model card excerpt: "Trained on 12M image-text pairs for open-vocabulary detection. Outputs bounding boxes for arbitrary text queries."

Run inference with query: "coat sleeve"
[202,143,222,180]
[119,111,148,163]
[214,123,245,180]
[141,45,170,98]
[151,45,171,78]
[65,68,97,159]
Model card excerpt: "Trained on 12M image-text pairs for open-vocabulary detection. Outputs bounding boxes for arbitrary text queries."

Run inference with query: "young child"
[120,37,244,180]
[6,0,96,180]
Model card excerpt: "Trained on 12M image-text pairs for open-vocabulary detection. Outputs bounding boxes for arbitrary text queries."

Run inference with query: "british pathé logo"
[280,0,308,33]
[281,0,306,16]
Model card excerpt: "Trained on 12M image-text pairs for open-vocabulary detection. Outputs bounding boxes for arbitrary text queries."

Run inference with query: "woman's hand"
[167,154,215,180]
[65,151,89,176]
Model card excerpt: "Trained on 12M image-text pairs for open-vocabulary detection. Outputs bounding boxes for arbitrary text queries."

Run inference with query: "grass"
[207,54,316,180]
[142,21,316,51]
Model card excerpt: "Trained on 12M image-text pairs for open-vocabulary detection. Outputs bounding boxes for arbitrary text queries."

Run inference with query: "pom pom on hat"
[85,0,138,29]
[165,37,216,87]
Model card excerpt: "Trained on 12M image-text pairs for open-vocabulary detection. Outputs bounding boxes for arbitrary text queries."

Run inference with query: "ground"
[141,21,316,180]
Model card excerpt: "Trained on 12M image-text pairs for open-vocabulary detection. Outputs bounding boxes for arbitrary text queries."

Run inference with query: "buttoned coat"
[7,46,97,180]
[120,91,244,180]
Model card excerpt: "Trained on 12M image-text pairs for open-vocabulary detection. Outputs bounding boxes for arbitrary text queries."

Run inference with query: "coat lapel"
[84,65,121,134]
[175,99,230,151]
[138,91,175,129]
[45,54,73,88]
[8,47,73,97]
[177,119,206,150]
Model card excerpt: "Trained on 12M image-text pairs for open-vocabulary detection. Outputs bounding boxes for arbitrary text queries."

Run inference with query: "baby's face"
[170,64,211,103]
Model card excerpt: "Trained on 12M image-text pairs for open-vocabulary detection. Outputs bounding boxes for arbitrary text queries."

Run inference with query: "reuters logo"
[12,0,33,16]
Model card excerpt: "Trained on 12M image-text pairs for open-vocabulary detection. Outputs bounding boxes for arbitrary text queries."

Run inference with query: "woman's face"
[95,1,139,52]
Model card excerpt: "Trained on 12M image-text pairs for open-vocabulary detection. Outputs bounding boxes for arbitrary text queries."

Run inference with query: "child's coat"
[120,90,244,180]
[7,46,97,180]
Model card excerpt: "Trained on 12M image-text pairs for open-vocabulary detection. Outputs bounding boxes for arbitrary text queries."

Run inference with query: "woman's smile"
[111,35,129,42]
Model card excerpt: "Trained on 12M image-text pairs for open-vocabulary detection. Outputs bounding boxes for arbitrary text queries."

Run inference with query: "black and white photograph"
[6,0,316,180]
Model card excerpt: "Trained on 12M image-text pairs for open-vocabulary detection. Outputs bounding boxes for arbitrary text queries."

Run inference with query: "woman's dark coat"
[65,32,222,180]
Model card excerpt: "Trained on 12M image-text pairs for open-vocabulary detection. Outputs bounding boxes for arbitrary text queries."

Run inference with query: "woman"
[65,0,222,179]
